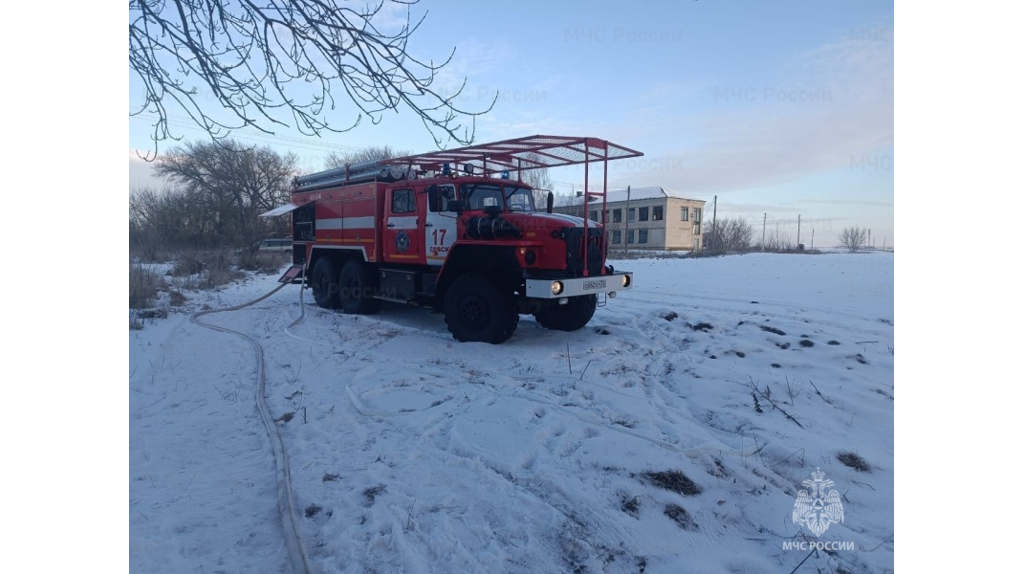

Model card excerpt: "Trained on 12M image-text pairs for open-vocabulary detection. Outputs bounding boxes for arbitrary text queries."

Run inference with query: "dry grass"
[837,451,871,472]
[620,493,641,518]
[639,470,702,496]
[129,265,166,309]
[363,484,387,506]
[663,504,698,530]
[129,247,289,330]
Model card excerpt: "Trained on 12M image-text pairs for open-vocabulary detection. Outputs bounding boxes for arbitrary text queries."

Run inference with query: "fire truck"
[263,135,641,344]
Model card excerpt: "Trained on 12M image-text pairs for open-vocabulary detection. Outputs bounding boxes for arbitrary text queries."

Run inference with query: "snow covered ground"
[129,251,894,573]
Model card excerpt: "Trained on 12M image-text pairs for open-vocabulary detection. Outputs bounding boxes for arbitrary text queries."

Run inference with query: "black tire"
[534,294,597,332]
[339,259,381,315]
[444,275,519,344]
[310,257,340,309]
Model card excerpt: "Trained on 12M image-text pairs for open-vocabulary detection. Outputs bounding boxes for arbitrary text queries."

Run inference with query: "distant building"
[555,187,707,251]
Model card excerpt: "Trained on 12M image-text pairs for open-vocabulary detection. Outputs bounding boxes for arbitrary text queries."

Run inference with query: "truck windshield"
[504,186,536,212]
[460,183,504,210]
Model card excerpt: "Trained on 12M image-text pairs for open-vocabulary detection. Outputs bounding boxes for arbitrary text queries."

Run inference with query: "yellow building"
[558,187,707,252]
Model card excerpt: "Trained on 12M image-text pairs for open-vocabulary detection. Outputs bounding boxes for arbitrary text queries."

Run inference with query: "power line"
[130,111,363,155]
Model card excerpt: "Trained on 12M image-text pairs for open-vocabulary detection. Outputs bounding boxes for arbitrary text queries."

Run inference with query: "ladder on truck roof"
[292,160,413,192]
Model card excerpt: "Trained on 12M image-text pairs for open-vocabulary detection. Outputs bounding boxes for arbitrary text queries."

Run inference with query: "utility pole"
[762,213,767,250]
[624,185,631,257]
[811,229,815,250]
[796,214,801,247]
[712,195,718,251]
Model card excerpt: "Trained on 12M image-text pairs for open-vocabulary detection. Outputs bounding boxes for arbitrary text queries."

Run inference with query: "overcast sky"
[129,0,894,247]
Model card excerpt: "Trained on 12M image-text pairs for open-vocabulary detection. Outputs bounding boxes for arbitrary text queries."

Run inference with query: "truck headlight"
[551,281,564,295]
[621,275,632,288]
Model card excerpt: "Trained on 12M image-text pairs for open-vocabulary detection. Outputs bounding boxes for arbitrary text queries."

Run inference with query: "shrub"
[172,249,244,289]
[237,250,292,274]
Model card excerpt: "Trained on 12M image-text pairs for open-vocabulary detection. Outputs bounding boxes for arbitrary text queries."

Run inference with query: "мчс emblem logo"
[395,231,411,253]
[792,468,844,537]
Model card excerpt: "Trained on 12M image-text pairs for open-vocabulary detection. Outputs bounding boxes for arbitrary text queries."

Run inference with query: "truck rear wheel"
[311,257,341,309]
[534,294,597,332]
[339,260,381,315]
[444,275,519,344]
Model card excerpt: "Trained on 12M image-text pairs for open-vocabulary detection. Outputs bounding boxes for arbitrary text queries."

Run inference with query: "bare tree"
[759,229,794,252]
[323,145,411,169]
[129,0,495,156]
[704,218,754,253]
[551,193,586,217]
[512,153,552,207]
[151,140,297,247]
[130,185,198,255]
[839,226,868,252]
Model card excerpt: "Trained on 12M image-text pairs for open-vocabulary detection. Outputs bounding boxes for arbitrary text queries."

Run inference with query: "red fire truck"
[264,135,641,343]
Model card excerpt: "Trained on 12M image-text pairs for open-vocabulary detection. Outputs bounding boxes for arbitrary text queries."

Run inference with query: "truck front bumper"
[524,272,633,299]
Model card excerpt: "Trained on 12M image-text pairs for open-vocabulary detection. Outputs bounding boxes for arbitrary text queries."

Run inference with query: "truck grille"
[563,228,606,277]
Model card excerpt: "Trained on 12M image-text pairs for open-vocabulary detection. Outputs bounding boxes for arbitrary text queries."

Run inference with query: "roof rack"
[382,135,643,176]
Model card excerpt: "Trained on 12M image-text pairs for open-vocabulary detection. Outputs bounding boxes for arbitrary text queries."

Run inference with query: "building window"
[652,206,663,221]
[694,208,702,223]
[639,229,649,244]
[680,207,689,221]
[590,210,598,222]
[613,209,622,223]
[628,208,636,222]
[612,230,622,244]
[639,207,649,221]
[627,230,635,244]
[391,189,415,213]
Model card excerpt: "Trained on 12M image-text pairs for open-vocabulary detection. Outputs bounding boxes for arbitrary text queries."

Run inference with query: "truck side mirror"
[546,191,554,214]
[447,199,464,215]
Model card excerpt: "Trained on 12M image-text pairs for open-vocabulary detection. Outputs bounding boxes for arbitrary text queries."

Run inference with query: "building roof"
[604,186,700,204]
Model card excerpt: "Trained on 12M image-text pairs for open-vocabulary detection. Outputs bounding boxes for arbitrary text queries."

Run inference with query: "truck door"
[425,183,457,267]
[384,187,423,263]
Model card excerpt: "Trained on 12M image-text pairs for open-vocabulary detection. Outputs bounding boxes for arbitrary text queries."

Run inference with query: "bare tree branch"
[129,0,496,158]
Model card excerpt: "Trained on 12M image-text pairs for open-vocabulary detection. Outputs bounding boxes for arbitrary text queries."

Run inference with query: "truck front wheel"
[311,257,341,309]
[534,294,598,332]
[444,275,519,344]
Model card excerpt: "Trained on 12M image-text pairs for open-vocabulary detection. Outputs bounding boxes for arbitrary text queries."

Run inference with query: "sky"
[130,251,895,573]
[129,0,894,247]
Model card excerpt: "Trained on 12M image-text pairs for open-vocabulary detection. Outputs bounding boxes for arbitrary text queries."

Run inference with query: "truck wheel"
[444,275,519,344]
[311,257,341,309]
[339,260,381,315]
[534,294,598,332]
